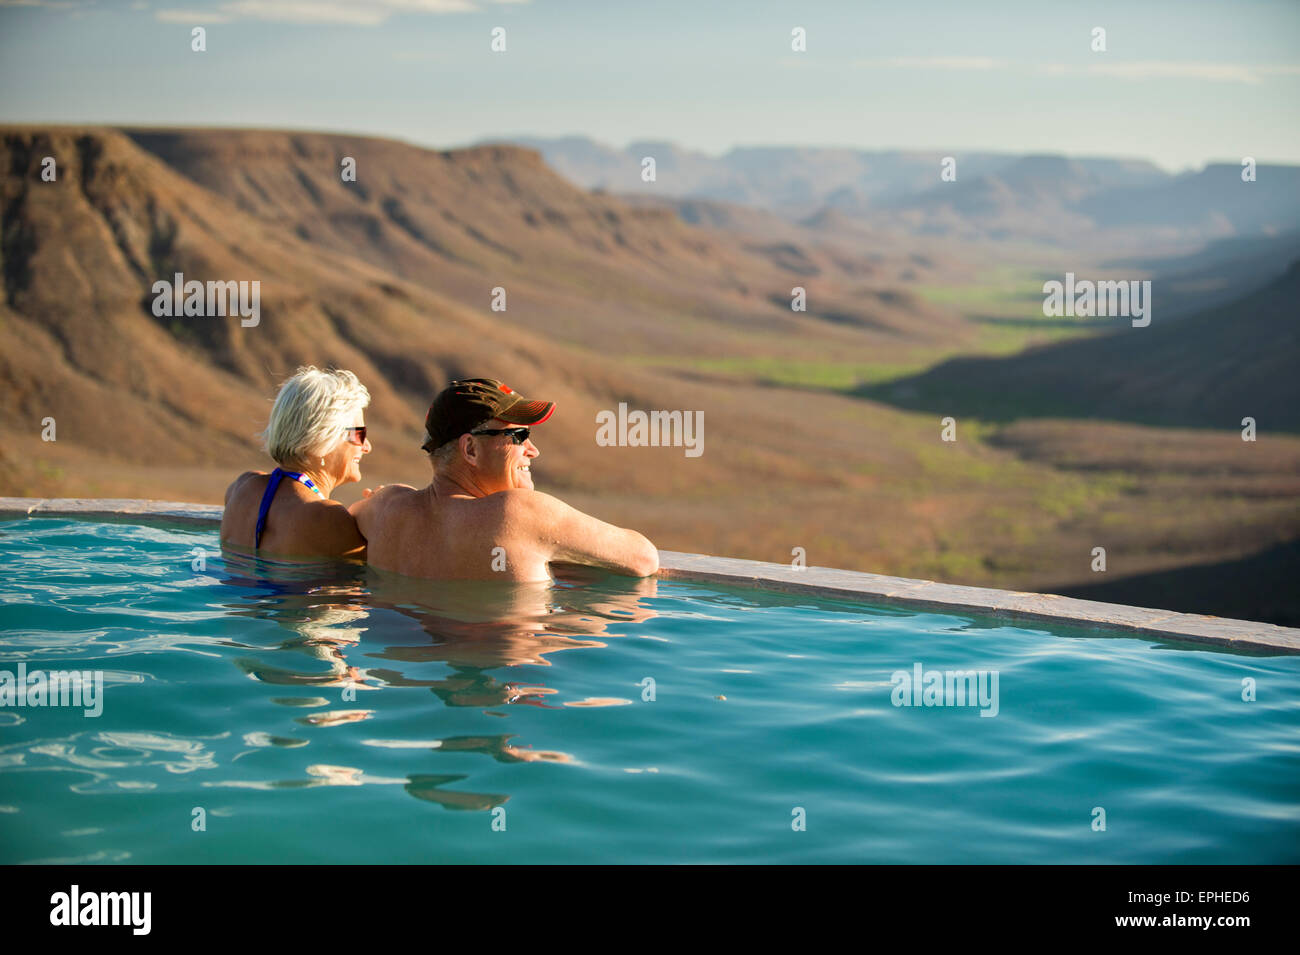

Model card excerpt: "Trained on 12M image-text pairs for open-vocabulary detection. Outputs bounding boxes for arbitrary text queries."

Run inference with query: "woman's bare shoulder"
[224,472,272,513]
[300,498,366,553]
[225,470,268,498]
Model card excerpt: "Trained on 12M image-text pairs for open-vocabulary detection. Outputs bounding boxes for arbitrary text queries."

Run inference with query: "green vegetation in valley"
[626,355,936,390]
[910,264,1050,316]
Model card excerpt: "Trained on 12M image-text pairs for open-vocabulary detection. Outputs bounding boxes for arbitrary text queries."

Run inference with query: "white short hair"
[263,366,370,467]
[430,438,461,470]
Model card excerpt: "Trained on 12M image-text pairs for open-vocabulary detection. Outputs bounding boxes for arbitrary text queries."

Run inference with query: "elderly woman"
[221,366,372,559]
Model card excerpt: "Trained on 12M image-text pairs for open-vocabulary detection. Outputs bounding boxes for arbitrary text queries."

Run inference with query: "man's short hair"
[429,438,461,470]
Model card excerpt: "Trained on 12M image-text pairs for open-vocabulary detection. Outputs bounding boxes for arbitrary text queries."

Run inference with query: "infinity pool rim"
[2,496,1296,655]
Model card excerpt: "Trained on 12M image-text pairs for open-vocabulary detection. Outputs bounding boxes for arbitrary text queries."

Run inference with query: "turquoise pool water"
[1,517,1297,864]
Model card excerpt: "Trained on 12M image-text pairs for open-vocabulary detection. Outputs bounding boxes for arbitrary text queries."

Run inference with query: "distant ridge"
[496,135,1300,246]
[861,259,1300,432]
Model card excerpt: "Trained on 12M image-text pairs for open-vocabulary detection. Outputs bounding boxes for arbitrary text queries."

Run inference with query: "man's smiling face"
[474,417,540,492]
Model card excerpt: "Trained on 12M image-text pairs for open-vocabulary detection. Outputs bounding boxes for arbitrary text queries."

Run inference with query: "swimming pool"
[1,516,1297,864]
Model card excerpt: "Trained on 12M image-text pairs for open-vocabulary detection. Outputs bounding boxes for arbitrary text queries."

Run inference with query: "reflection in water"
[362,568,657,710]
[240,732,309,748]
[205,764,404,790]
[405,774,508,812]
[220,551,375,691]
[0,729,229,798]
[363,734,574,764]
[294,710,373,727]
[214,552,657,808]
[270,697,330,707]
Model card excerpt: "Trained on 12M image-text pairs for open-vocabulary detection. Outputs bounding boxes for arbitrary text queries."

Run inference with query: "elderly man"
[351,378,658,581]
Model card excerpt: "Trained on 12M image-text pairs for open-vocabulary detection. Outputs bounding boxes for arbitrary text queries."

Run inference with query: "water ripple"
[0,518,1296,863]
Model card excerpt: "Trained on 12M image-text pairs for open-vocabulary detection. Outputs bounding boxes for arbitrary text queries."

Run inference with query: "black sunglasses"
[471,426,530,445]
[343,426,368,445]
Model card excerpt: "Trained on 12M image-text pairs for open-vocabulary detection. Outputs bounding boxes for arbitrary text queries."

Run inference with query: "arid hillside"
[3,126,1298,623]
[122,128,971,361]
[865,261,1300,432]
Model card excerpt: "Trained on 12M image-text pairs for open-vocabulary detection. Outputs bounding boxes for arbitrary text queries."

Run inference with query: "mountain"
[500,136,1298,248]
[3,125,1298,624]
[0,126,607,484]
[0,125,971,551]
[876,155,1100,241]
[499,136,1028,212]
[1119,231,1300,320]
[1058,539,1300,628]
[123,128,968,357]
[861,260,1300,431]
[1079,163,1300,234]
[876,156,1300,245]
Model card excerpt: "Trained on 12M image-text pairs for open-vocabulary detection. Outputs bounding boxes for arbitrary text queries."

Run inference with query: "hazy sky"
[2,0,1298,171]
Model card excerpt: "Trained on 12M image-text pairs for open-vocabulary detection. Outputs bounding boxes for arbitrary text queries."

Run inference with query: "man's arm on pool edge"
[528,491,659,577]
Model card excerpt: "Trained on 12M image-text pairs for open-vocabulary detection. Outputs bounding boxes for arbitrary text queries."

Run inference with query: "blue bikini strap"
[255,468,324,549]
[253,468,289,550]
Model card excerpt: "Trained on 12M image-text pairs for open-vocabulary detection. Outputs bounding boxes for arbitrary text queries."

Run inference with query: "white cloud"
[155,8,231,21]
[860,55,1300,85]
[0,0,96,7]
[150,0,509,25]
[1086,60,1262,84]
[877,56,1006,71]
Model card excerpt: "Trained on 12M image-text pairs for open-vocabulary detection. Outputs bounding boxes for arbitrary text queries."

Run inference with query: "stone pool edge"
[3,496,1297,654]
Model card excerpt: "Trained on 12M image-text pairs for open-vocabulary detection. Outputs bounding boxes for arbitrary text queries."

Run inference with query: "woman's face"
[320,411,371,487]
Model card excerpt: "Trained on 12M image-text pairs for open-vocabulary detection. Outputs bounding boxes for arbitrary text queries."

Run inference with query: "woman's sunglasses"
[343,426,368,446]
[471,426,531,445]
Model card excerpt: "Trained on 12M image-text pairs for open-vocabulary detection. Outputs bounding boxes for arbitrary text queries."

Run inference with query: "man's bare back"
[353,483,656,582]
[351,381,658,582]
